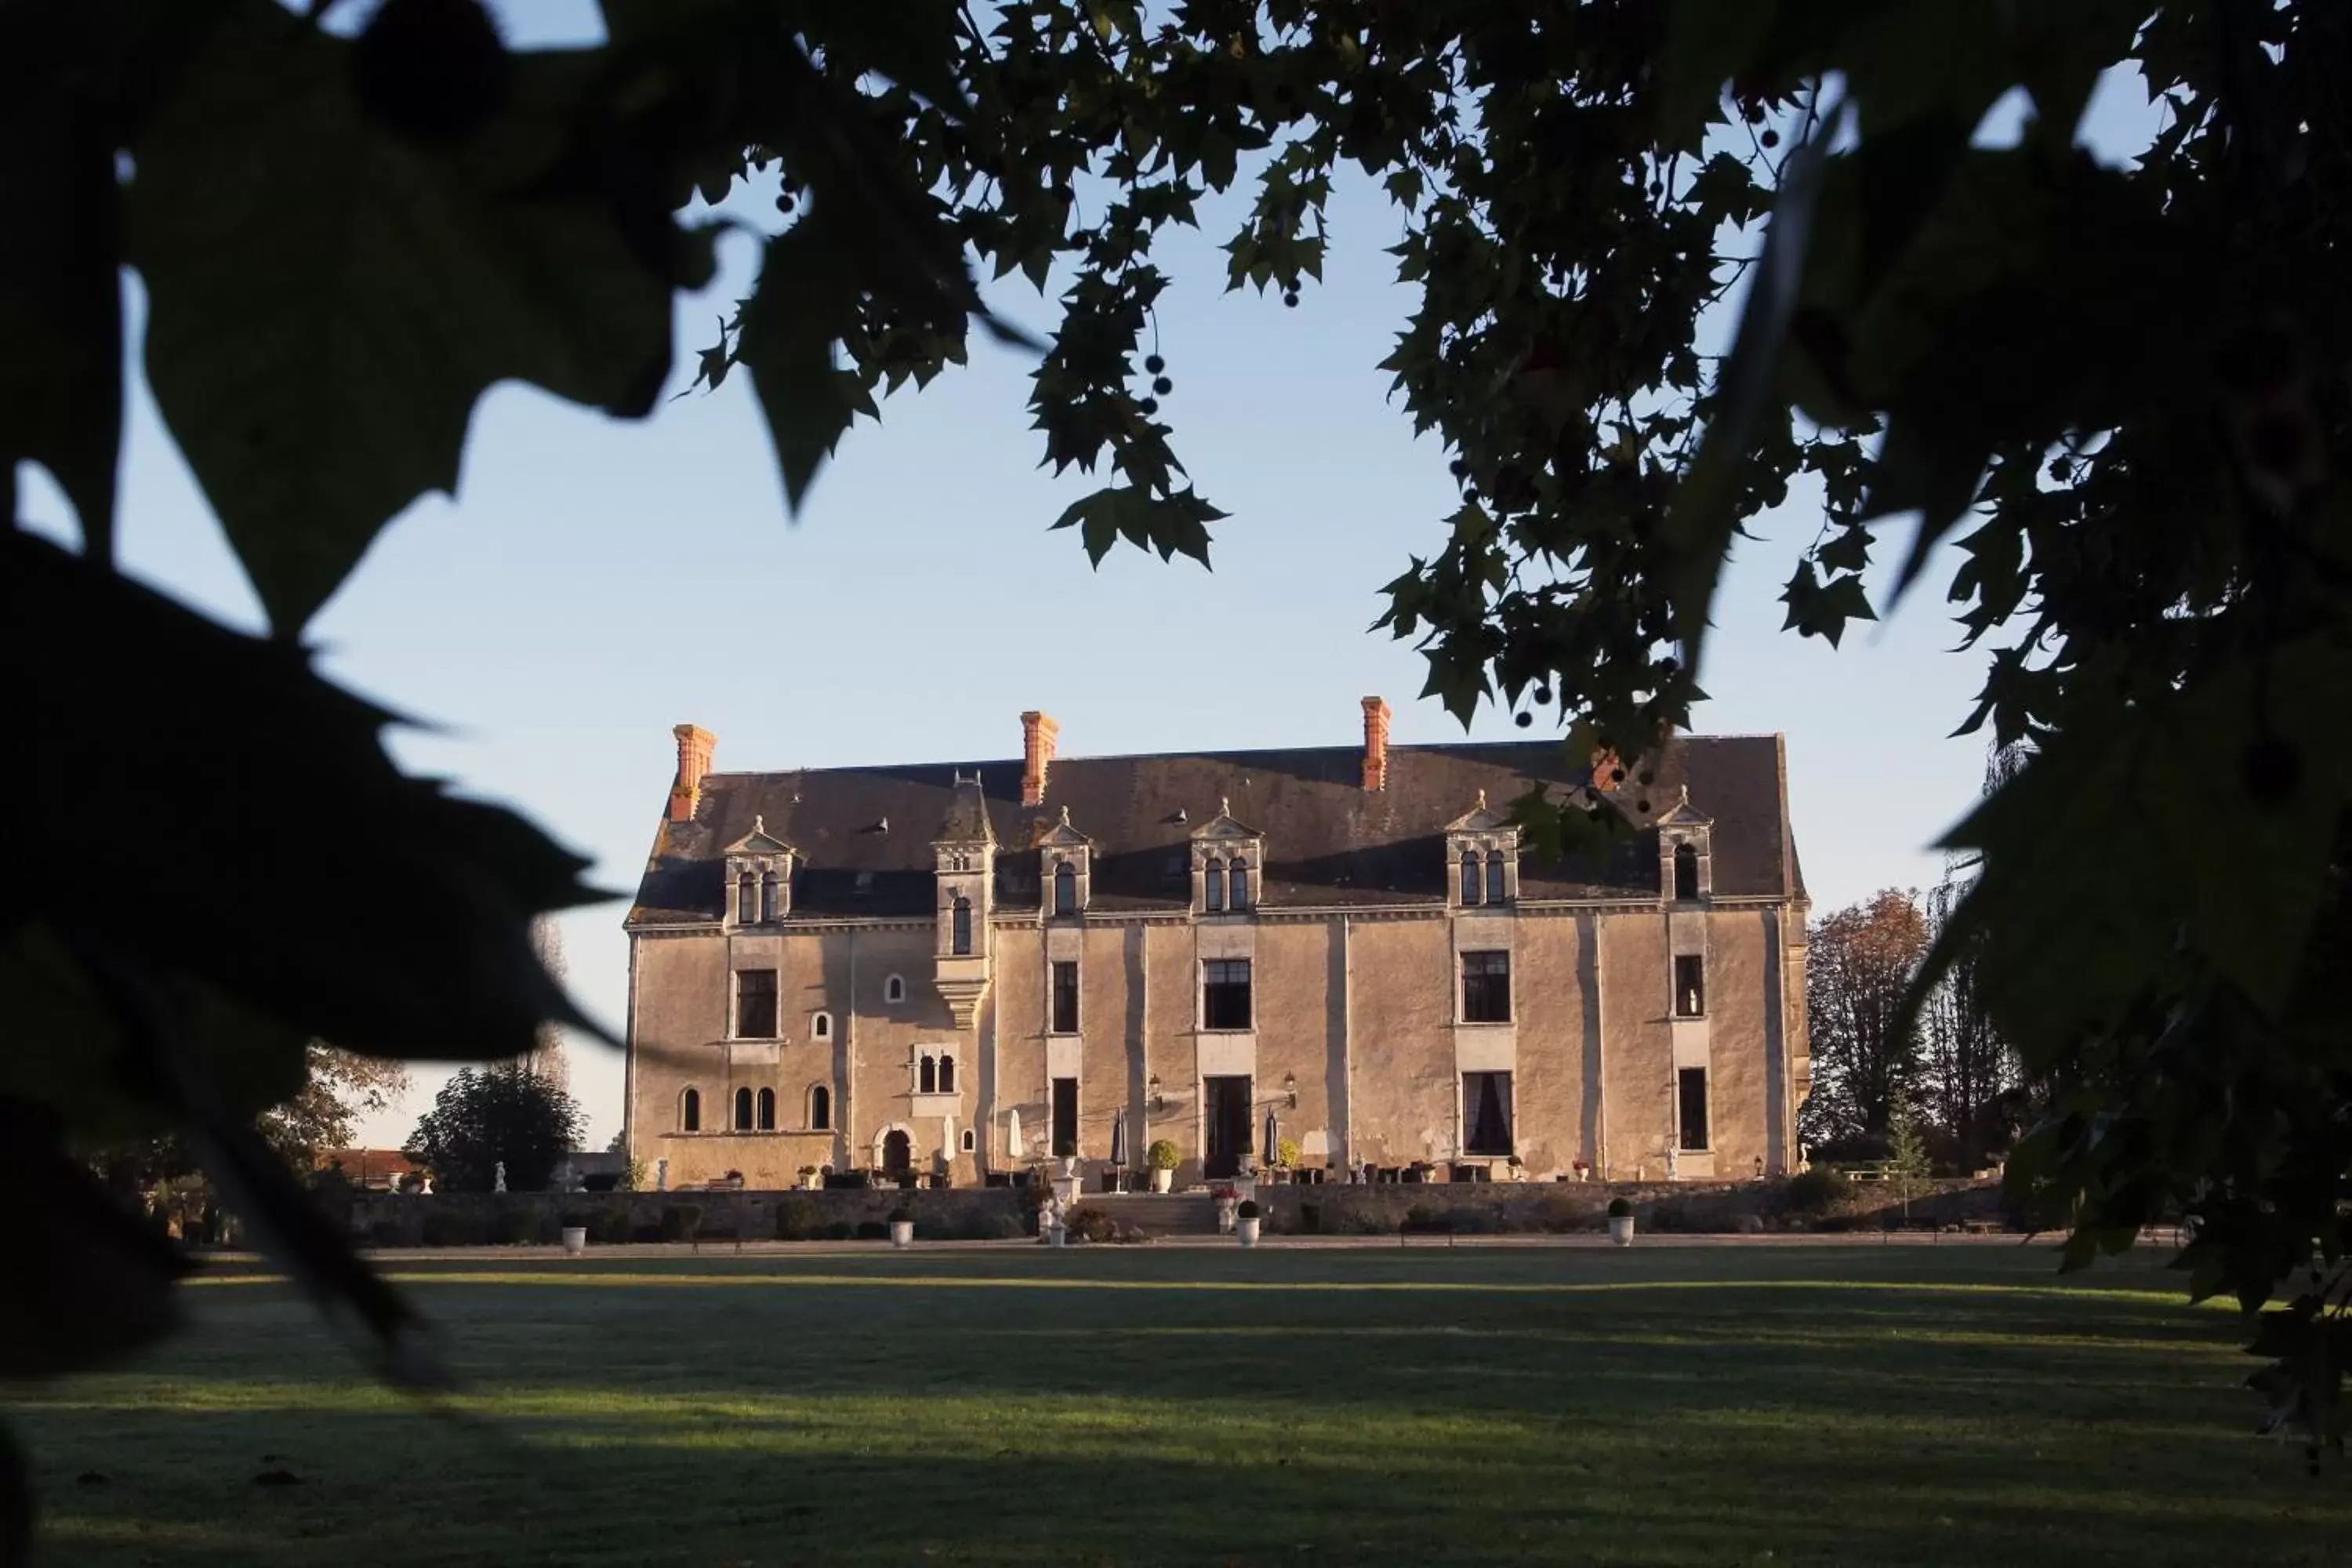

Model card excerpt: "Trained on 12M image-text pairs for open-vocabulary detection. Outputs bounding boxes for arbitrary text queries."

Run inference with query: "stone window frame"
[721,828,795,931]
[731,967,780,1040]
[884,973,907,1005]
[1201,957,1254,1032]
[680,1086,702,1133]
[1460,949,1513,1025]
[757,1086,777,1131]
[811,1011,832,1040]
[1449,833,1519,909]
[1049,958,1080,1035]
[1673,953,1707,1018]
[960,1127,978,1153]
[732,1086,755,1131]
[1192,848,1261,915]
[1677,1065,1711,1151]
[914,1047,959,1095]
[807,1082,832,1131]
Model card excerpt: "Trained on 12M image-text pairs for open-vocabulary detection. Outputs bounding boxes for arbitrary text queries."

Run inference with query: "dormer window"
[1036,808,1093,919]
[724,815,797,927]
[1655,784,1715,905]
[1447,791,1519,909]
[1192,798,1265,917]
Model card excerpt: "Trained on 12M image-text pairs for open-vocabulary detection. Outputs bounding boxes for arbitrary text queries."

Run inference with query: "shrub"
[492,1207,552,1245]
[823,1220,856,1241]
[855,1220,888,1240]
[1064,1205,1116,1243]
[659,1203,703,1243]
[775,1196,818,1240]
[1145,1138,1181,1171]
[581,1172,619,1192]
[1536,1196,1589,1234]
[1650,1200,1690,1232]
[1276,1136,1301,1168]
[1236,1199,1261,1220]
[1441,1205,1501,1235]
[1401,1203,1439,1232]
[1784,1167,1853,1215]
[953,1207,1026,1240]
[590,1203,633,1244]
[1341,1208,1391,1236]
[421,1208,485,1247]
[1606,1196,1634,1219]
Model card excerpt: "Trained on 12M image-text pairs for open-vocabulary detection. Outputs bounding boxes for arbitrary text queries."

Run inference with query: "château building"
[622,701,1810,1189]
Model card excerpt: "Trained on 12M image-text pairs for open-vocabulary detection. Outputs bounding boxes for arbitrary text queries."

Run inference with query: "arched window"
[938,1054,956,1093]
[681,1087,702,1132]
[920,1054,938,1094]
[960,1127,977,1152]
[1486,853,1506,905]
[1229,859,1250,910]
[1673,841,1699,902]
[808,1083,831,1131]
[760,869,780,922]
[737,871,756,924]
[1054,860,1077,915]
[1204,861,1226,912]
[812,1011,831,1040]
[1461,851,1481,905]
[733,1087,753,1131]
[952,896,973,955]
[885,974,906,1004]
[757,1087,776,1131]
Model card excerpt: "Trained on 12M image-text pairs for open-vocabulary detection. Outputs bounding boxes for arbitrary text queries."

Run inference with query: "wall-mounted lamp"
[1148,1073,1164,1112]
[1283,1071,1298,1109]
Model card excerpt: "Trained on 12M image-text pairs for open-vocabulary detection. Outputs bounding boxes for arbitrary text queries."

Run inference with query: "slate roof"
[627,735,1802,927]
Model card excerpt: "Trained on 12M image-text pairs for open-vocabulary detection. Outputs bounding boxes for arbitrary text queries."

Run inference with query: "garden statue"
[493,1160,506,1193]
[655,1157,669,1192]
[1664,1144,1680,1181]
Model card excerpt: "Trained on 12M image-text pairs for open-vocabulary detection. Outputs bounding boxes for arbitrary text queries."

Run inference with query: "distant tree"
[1885,1084,1933,1219]
[1915,748,2027,1170]
[260,1047,412,1171]
[1801,890,1929,1154]
[403,1064,583,1195]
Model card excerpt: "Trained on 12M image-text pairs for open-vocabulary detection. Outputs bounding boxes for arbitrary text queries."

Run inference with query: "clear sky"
[18,5,2160,1149]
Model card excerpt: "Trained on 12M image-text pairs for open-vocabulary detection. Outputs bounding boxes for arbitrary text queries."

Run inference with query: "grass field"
[9,1240,2347,1566]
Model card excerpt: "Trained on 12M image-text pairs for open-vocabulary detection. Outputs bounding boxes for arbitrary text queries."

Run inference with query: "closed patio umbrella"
[1262,1109,1279,1167]
[1006,1109,1023,1164]
[1110,1113,1128,1168]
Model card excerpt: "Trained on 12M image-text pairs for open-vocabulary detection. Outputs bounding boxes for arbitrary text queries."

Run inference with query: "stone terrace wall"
[335,1177,2003,1246]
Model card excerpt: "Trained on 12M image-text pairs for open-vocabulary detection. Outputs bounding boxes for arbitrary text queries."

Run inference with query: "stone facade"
[623,706,1809,1191]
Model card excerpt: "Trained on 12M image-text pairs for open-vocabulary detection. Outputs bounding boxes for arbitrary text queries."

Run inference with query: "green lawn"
[8,1241,2343,1566]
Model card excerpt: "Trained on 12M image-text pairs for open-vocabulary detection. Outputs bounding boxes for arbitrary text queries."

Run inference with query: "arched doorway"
[881,1129,913,1175]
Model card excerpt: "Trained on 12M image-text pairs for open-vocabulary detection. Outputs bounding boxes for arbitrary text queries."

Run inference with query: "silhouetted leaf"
[1048,485,1220,567]
[126,0,676,631]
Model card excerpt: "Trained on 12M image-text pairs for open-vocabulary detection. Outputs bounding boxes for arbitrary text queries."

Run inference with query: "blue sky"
[18,5,2160,1147]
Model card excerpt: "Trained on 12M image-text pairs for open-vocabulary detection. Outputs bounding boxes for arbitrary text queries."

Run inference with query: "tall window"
[735,969,779,1037]
[952,896,973,955]
[681,1087,701,1132]
[1485,853,1506,905]
[1673,842,1699,902]
[757,1087,776,1131]
[808,1083,831,1131]
[1461,950,1512,1023]
[1051,960,1080,1033]
[1678,1066,1709,1150]
[737,870,757,924]
[920,1054,938,1094]
[938,1053,956,1093]
[1229,860,1251,910]
[1054,860,1077,915]
[885,974,906,1003]
[760,869,781,921]
[1674,954,1706,1018]
[1051,1076,1080,1155]
[1203,861,1226,912]
[733,1087,754,1131]
[1463,1071,1514,1155]
[1460,850,1480,905]
[1203,959,1253,1031]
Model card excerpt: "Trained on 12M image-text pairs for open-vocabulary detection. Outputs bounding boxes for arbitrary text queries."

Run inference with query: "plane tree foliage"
[5,0,2350,1542]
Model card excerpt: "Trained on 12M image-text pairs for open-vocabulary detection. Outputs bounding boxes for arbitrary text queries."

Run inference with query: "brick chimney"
[1589,747,1625,793]
[669,724,716,822]
[1021,710,1060,807]
[1360,695,1392,791]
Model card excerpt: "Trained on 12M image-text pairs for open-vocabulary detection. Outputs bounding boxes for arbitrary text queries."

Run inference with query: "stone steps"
[1071,1192,1221,1238]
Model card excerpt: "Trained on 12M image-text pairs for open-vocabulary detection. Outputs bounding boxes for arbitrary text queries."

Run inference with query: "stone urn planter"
[561,1225,587,1257]
[1608,1197,1635,1247]
[1151,1167,1174,1194]
[887,1210,915,1248]
[1146,1139,1181,1193]
[1236,1200,1261,1247]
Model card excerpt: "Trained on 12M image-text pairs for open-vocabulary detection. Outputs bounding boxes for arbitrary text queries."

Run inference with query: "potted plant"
[1608,1196,1635,1247]
[559,1210,590,1257]
[1573,1157,1591,1183]
[1235,1199,1262,1247]
[1275,1137,1301,1182]
[887,1207,915,1248]
[1145,1138,1181,1193]
[798,1164,820,1191]
[1054,1138,1078,1178]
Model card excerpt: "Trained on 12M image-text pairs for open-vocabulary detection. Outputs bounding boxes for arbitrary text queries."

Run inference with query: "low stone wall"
[339,1176,2003,1246]
[1250,1177,2002,1236]
[345,1187,1033,1247]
